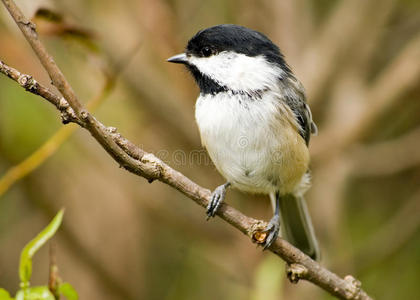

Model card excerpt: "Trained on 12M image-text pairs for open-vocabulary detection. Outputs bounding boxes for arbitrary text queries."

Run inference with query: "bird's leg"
[263,191,280,249]
[206,182,231,219]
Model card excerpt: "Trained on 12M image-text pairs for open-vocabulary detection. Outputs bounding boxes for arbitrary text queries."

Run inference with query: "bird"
[167,24,320,260]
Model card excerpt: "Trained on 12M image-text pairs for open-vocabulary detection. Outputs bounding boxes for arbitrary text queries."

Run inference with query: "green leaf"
[0,288,14,300]
[19,209,64,286]
[58,283,78,300]
[15,286,55,300]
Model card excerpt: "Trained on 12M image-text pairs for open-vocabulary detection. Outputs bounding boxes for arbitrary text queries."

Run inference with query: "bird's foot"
[206,183,230,219]
[262,214,280,250]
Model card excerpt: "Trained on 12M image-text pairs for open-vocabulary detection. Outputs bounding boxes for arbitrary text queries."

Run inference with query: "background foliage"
[1,0,419,299]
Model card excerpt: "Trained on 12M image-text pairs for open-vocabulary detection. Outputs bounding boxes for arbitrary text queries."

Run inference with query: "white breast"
[195,92,310,195]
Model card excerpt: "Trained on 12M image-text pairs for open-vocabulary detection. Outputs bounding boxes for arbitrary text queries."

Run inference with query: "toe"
[206,184,229,219]
[213,199,222,216]
[262,219,280,249]
[206,194,219,218]
[263,229,279,250]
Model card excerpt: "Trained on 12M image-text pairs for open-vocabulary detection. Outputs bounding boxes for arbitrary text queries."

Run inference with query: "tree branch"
[0,1,373,299]
[0,38,139,196]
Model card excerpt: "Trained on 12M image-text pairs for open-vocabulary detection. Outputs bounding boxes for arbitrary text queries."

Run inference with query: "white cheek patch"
[188,52,285,92]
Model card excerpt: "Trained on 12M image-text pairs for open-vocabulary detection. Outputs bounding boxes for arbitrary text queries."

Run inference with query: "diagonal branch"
[0,39,140,197]
[0,1,373,299]
[0,72,114,196]
[0,61,372,300]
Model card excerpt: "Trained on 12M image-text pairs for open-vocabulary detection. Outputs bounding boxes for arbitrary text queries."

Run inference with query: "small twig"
[0,60,79,125]
[26,183,136,300]
[0,38,139,197]
[2,0,83,116]
[0,1,373,299]
[49,242,60,299]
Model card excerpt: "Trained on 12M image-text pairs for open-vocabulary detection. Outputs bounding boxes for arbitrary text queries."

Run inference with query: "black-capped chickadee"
[168,24,319,260]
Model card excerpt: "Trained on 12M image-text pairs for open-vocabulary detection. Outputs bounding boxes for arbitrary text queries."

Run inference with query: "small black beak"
[167,53,188,64]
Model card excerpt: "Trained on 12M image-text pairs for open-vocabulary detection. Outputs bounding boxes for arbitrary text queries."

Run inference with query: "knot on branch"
[107,126,117,134]
[112,133,145,161]
[80,109,89,120]
[0,61,12,79]
[249,220,268,241]
[343,275,362,299]
[286,263,308,283]
[27,21,36,31]
[17,19,36,30]
[140,153,164,181]
[58,97,77,124]
[18,74,37,91]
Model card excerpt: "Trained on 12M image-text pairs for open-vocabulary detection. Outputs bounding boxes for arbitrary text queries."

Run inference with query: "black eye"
[201,46,212,57]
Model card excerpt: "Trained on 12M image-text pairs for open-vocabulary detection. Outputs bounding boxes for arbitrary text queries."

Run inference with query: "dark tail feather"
[278,194,320,260]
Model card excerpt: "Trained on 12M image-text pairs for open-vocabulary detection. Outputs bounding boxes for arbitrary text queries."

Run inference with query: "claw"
[206,182,230,219]
[262,215,280,250]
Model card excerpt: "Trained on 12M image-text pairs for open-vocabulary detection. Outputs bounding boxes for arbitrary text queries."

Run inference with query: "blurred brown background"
[1,0,419,299]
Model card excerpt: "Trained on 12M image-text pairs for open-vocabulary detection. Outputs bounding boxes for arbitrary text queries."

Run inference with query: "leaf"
[13,291,22,300]
[19,209,64,286]
[0,288,14,300]
[58,283,78,300]
[15,286,54,300]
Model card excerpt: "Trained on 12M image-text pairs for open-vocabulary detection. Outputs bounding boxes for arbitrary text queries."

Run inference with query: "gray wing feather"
[279,76,317,145]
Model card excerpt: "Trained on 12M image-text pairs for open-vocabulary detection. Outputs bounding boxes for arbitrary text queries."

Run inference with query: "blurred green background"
[1,0,419,299]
